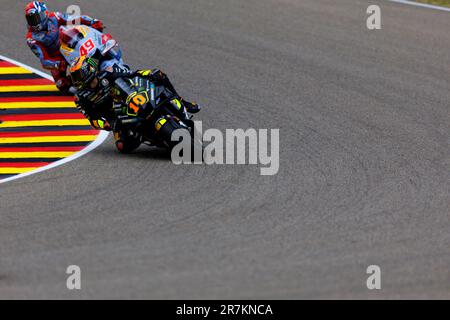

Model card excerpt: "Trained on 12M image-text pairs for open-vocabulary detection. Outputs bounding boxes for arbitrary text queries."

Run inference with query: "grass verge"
[414,0,450,7]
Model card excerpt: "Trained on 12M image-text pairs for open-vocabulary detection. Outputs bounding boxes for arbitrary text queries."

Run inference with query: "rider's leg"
[155,70,201,114]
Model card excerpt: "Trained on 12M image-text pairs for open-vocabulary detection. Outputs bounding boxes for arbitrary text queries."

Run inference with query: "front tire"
[114,131,141,154]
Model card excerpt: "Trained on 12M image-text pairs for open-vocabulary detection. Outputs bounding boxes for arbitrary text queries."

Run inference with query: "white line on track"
[387,0,450,12]
[0,54,109,185]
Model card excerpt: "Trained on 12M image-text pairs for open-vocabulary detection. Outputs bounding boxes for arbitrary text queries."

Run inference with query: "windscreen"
[59,27,85,49]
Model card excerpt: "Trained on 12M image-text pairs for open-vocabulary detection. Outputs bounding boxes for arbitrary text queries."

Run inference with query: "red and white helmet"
[25,1,49,32]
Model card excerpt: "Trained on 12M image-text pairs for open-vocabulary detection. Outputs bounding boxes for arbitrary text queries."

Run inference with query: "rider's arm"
[75,95,111,131]
[26,37,60,70]
[107,69,180,99]
[54,12,104,31]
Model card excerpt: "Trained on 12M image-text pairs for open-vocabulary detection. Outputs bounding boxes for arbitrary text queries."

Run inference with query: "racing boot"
[180,98,201,114]
[52,71,71,95]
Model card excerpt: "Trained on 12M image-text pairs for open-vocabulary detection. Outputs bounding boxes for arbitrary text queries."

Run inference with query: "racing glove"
[75,99,111,131]
[91,118,112,131]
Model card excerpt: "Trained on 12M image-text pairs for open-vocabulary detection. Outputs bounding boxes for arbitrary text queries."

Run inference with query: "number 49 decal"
[79,39,95,56]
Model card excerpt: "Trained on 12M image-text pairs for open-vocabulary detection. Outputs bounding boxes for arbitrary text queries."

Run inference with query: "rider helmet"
[25,1,49,32]
[69,56,99,88]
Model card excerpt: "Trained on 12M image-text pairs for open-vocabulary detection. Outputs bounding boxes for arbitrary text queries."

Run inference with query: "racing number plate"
[126,91,149,116]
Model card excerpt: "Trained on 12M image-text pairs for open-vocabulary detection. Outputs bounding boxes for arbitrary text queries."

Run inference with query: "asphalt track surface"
[0,0,449,299]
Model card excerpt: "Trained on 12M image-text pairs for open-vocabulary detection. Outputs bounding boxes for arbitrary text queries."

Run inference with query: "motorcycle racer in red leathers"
[25,1,104,93]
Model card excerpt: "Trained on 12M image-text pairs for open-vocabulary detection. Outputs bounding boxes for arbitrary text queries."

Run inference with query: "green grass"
[414,0,450,7]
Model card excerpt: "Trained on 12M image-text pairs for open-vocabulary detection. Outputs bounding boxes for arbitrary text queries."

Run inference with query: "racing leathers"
[26,12,104,92]
[74,67,200,153]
